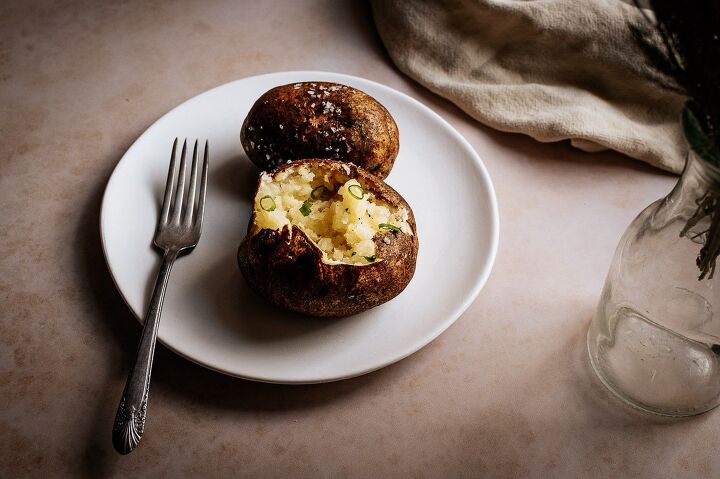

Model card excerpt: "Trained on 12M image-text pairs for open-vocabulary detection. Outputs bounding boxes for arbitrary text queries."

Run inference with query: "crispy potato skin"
[237,160,418,317]
[240,82,399,179]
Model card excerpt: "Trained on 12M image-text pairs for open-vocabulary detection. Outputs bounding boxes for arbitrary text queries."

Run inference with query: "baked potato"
[238,159,418,317]
[240,82,400,179]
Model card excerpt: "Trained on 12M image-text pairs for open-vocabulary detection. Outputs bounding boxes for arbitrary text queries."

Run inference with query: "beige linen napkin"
[371,0,687,173]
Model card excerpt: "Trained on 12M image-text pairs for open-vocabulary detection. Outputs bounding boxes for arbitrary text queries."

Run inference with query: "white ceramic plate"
[101,71,498,384]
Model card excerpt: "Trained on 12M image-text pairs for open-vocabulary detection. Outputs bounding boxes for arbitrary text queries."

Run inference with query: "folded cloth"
[371,0,687,173]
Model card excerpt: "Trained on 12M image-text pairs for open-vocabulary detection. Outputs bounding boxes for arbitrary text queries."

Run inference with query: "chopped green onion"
[300,199,313,216]
[348,184,365,199]
[311,185,331,200]
[259,195,276,211]
[351,252,357,256]
[379,223,401,232]
[364,255,376,263]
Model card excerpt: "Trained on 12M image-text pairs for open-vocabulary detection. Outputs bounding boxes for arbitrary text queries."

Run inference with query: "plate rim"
[100,70,500,384]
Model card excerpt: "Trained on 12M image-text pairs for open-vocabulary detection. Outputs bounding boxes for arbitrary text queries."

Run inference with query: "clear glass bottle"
[588,150,720,416]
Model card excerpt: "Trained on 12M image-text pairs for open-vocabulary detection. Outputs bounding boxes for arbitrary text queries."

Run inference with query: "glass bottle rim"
[686,149,720,184]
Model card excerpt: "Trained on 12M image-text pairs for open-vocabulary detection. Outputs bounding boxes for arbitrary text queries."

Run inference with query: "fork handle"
[112,249,178,455]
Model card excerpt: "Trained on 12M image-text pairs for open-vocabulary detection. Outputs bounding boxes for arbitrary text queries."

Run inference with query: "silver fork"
[112,138,209,455]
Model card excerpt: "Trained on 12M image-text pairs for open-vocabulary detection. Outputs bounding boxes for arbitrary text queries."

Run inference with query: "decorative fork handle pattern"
[112,249,178,455]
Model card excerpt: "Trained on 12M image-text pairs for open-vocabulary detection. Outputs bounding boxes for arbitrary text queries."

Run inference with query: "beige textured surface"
[0,1,716,477]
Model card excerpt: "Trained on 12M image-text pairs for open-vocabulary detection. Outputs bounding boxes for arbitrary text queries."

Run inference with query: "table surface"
[1,1,715,478]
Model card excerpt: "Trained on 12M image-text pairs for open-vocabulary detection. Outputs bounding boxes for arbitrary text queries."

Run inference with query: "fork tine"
[159,138,178,226]
[194,140,209,230]
[171,139,188,224]
[183,140,199,225]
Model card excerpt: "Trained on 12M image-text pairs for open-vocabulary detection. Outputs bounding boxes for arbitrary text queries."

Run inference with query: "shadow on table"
[438,316,714,477]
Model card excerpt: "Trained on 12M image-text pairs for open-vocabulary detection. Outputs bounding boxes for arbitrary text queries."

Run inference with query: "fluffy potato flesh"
[254,164,412,265]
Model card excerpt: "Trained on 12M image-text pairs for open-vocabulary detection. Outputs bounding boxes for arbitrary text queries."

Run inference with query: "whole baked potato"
[238,159,418,317]
[240,82,400,179]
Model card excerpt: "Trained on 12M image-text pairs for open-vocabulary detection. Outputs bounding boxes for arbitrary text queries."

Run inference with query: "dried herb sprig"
[632,0,720,279]
[682,107,720,279]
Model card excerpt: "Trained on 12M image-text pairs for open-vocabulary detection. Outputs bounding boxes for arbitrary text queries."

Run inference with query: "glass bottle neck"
[669,151,720,204]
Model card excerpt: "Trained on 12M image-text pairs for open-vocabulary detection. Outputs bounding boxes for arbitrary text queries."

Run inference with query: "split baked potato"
[240,82,400,179]
[237,159,418,317]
